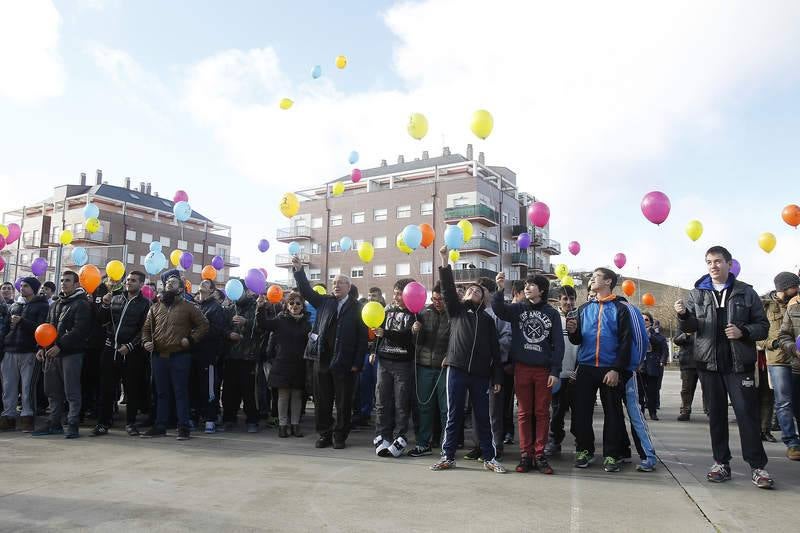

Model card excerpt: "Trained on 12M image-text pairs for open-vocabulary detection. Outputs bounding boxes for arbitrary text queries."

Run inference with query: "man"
[641,312,668,420]
[91,271,151,437]
[502,279,527,445]
[675,245,773,488]
[39,281,56,303]
[493,272,563,474]
[1,281,15,305]
[779,281,800,443]
[566,267,631,473]
[546,285,578,457]
[141,269,209,440]
[194,279,228,433]
[674,332,706,421]
[768,272,800,460]
[32,271,92,439]
[292,256,367,449]
[431,246,505,473]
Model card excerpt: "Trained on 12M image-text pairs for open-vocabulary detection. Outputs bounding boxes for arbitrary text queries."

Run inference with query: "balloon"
[0,224,7,239]
[211,255,224,270]
[568,241,581,255]
[14,278,23,291]
[279,98,293,110]
[244,268,267,294]
[144,252,164,275]
[79,264,102,293]
[311,64,322,79]
[470,109,494,139]
[6,223,21,244]
[518,232,531,249]
[408,113,429,140]
[180,252,193,270]
[561,276,575,288]
[640,191,671,225]
[149,241,162,253]
[796,336,800,352]
[141,285,155,300]
[0,257,4,272]
[332,182,345,196]
[105,260,125,281]
[280,192,300,218]
[173,201,192,222]
[202,265,217,281]
[419,223,435,248]
[339,236,353,252]
[267,284,284,304]
[357,242,374,263]
[335,55,347,69]
[685,220,703,242]
[554,264,569,279]
[528,202,550,228]
[85,217,100,234]
[449,250,460,263]
[173,190,189,203]
[348,151,359,165]
[313,285,327,295]
[60,230,73,245]
[170,250,182,267]
[457,219,473,242]
[0,235,4,251]
[402,281,427,313]
[361,301,385,328]
[258,239,270,253]
[402,224,423,250]
[83,203,100,219]
[351,168,362,183]
[758,232,776,253]
[781,205,800,228]
[621,280,636,297]
[31,257,48,276]
[444,224,464,249]
[613,253,627,269]
[35,323,58,347]
[396,234,413,255]
[185,279,193,294]
[288,241,301,256]
[259,267,269,280]
[225,279,244,301]
[642,293,656,306]
[731,259,741,277]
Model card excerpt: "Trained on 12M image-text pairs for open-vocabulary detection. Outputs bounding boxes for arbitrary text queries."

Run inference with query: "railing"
[443,204,499,224]
[510,252,528,265]
[453,268,498,283]
[460,237,500,254]
[542,239,561,255]
[276,226,312,240]
[511,225,528,237]
[69,231,113,244]
[275,253,310,266]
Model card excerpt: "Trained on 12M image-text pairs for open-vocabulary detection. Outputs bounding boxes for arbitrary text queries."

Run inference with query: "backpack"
[621,301,648,372]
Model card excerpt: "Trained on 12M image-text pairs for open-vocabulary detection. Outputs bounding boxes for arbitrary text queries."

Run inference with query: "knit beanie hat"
[22,277,42,293]
[774,272,800,292]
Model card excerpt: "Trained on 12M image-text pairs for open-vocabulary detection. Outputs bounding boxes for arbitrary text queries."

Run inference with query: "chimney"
[154,192,160,197]
[422,150,429,160]
[80,172,86,186]
[96,169,103,185]
[380,159,387,167]
[140,181,146,193]
[478,152,485,164]
[466,144,473,160]
[124,177,131,189]
[146,182,152,195]
[443,146,450,156]
[398,155,405,164]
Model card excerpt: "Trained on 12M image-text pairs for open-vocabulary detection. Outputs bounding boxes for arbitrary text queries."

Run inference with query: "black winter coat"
[48,288,92,355]
[195,298,228,366]
[100,292,151,352]
[258,310,311,389]
[673,333,695,370]
[5,295,50,353]
[643,330,668,376]
[227,296,265,361]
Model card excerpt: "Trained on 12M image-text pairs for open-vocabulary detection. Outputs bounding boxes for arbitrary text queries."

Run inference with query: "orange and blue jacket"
[567,295,633,370]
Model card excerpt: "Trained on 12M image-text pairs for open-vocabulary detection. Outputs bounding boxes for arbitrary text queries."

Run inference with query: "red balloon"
[35,323,58,347]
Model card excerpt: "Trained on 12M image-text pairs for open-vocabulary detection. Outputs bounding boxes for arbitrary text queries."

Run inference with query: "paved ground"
[0,371,796,532]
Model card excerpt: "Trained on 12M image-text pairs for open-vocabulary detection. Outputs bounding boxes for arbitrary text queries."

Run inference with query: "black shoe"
[677,413,690,421]
[333,439,346,449]
[279,425,290,438]
[141,426,166,438]
[649,412,659,421]
[126,424,140,437]
[464,448,482,460]
[761,431,777,443]
[176,427,190,441]
[89,424,108,437]
[315,436,332,448]
[291,424,304,437]
[65,424,80,439]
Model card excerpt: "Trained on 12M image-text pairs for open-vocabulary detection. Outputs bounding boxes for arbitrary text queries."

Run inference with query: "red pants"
[515,363,551,457]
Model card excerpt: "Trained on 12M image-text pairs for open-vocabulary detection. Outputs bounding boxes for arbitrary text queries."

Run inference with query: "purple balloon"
[730,259,741,277]
[211,255,224,270]
[179,251,193,270]
[641,191,671,225]
[14,277,24,291]
[31,257,48,276]
[517,232,531,249]
[245,268,267,294]
[613,253,626,269]
[796,336,800,352]
[258,239,270,253]
[568,241,581,255]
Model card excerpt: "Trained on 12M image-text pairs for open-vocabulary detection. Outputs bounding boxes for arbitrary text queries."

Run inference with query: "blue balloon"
[144,251,164,275]
[288,241,301,255]
[402,224,422,250]
[173,201,192,222]
[348,151,359,165]
[83,203,99,219]
[225,279,244,301]
[444,224,464,250]
[71,247,88,267]
[149,241,162,253]
[311,65,322,79]
[339,236,353,252]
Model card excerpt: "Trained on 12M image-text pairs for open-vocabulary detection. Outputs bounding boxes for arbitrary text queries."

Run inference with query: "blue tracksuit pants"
[441,366,495,461]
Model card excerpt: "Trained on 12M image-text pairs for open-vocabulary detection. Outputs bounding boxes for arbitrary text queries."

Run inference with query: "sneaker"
[706,462,731,483]
[176,427,190,441]
[602,457,621,472]
[787,446,800,461]
[31,425,63,436]
[761,431,777,443]
[503,433,514,445]
[246,423,258,434]
[677,413,690,422]
[515,456,533,473]
[751,468,774,489]
[374,436,392,457]
[544,441,561,457]
[574,450,593,468]
[89,424,108,437]
[464,447,483,461]
[430,457,455,471]
[408,445,432,458]
[126,424,140,437]
[140,426,166,438]
[536,455,554,475]
[204,421,216,434]
[65,424,80,439]
[636,458,658,472]
[315,435,332,448]
[484,458,507,473]
[19,416,34,433]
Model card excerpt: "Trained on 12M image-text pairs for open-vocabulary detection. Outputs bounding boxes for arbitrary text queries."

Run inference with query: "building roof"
[89,184,213,222]
[332,153,469,183]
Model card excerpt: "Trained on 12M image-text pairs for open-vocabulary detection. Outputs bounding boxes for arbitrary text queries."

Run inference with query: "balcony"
[511,225,528,237]
[276,226,312,242]
[453,267,498,284]
[510,252,529,266]
[69,231,113,245]
[460,237,500,256]
[443,204,499,226]
[275,253,310,267]
[542,239,561,255]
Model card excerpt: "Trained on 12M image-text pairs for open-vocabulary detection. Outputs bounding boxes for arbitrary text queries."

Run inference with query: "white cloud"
[0,0,65,104]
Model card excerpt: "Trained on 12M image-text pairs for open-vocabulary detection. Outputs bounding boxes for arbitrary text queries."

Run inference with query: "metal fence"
[1,244,127,283]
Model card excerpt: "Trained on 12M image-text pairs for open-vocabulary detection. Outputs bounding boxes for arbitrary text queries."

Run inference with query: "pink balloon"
[6,223,21,244]
[0,256,5,272]
[527,201,550,228]
[641,191,671,225]
[141,285,155,300]
[730,259,741,277]
[613,253,626,269]
[402,281,427,314]
[0,234,5,251]
[351,168,362,183]
[568,241,581,255]
[173,190,189,203]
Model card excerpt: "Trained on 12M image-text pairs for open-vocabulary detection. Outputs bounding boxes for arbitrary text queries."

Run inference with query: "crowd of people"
[1,244,799,490]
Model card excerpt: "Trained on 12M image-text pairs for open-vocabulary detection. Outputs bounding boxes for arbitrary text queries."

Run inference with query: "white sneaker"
[388,436,408,458]
[204,421,216,434]
[374,435,392,457]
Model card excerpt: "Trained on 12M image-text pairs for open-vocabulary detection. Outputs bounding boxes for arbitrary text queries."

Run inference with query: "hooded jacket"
[142,296,209,356]
[568,294,633,370]
[376,304,416,362]
[47,288,93,355]
[100,291,151,353]
[415,304,450,368]
[4,294,50,354]
[762,292,793,366]
[258,309,311,389]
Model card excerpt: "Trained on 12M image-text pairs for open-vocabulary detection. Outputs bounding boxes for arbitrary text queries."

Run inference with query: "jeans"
[441,367,495,462]
[44,353,84,426]
[415,365,447,448]
[374,358,414,440]
[1,352,36,417]
[152,352,192,430]
[767,365,799,447]
[515,363,551,457]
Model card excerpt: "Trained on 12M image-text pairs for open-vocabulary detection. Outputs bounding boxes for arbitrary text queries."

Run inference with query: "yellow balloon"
[407,112,429,140]
[170,249,183,267]
[313,285,327,295]
[396,234,413,255]
[685,220,703,242]
[471,109,494,140]
[279,98,293,110]
[280,192,300,218]
[555,263,569,279]
[758,232,776,253]
[449,250,460,263]
[332,182,345,197]
[357,241,374,263]
[85,217,100,234]
[457,219,473,242]
[59,230,73,245]
[361,301,385,328]
[105,259,125,282]
[335,55,347,69]
[561,275,575,287]
[0,224,7,239]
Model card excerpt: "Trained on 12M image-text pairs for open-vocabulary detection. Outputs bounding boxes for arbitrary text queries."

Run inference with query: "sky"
[2,0,800,295]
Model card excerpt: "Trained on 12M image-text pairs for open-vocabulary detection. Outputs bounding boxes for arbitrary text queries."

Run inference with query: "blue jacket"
[568,295,633,370]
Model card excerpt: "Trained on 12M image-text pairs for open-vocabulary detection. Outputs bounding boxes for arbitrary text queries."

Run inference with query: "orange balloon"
[201,265,217,281]
[641,293,656,306]
[185,279,192,293]
[267,284,284,304]
[78,264,102,294]
[419,223,435,249]
[35,323,58,347]
[782,204,800,228]
[621,280,636,297]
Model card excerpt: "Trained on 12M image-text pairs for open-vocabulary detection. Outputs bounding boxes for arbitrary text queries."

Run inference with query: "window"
[352,211,365,224]
[311,217,323,229]
[453,197,470,207]
[397,205,411,219]
[330,241,341,253]
[328,267,340,280]
[192,264,202,274]
[74,223,84,234]
[354,239,365,249]
[502,212,509,224]
[420,202,433,216]
[351,266,364,278]
[193,243,203,253]
[330,214,343,227]
[207,245,216,255]
[419,261,433,275]
[396,263,410,276]
[373,264,387,277]
[127,253,135,264]
[160,236,170,247]
[373,236,387,249]
[374,208,387,222]
[503,240,509,252]
[178,240,188,249]
[309,269,321,281]
[139,255,148,265]
[479,260,486,269]
[311,243,321,255]
[512,216,518,225]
